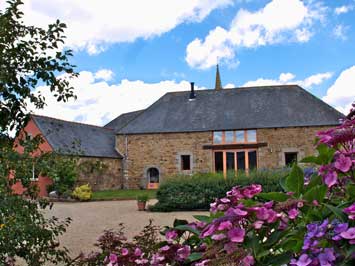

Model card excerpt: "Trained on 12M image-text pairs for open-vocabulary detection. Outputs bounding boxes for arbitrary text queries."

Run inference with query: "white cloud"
[333,24,348,40]
[94,69,114,82]
[18,0,232,55]
[224,83,236,88]
[186,0,326,69]
[323,66,355,114]
[243,72,333,89]
[334,5,353,15]
[28,71,206,126]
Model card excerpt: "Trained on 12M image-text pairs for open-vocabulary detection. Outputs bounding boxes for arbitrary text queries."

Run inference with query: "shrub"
[72,184,92,201]
[150,169,288,212]
[137,194,149,202]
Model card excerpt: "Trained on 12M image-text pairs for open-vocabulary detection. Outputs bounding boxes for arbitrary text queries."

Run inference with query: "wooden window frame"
[213,130,257,145]
[213,149,258,177]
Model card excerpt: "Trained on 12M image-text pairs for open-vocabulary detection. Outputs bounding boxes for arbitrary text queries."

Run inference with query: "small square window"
[214,131,223,144]
[285,152,298,166]
[181,155,191,171]
[236,130,245,142]
[225,131,234,143]
[247,130,256,142]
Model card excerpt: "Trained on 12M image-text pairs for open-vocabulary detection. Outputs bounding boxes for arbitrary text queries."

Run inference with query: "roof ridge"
[163,84,300,96]
[31,114,114,132]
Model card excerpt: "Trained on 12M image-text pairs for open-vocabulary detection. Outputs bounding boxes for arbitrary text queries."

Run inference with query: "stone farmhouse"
[17,69,343,195]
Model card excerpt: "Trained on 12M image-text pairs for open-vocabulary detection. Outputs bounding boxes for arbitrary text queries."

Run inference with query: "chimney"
[189,82,196,100]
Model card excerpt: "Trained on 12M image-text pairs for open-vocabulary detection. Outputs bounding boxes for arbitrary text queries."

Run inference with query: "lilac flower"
[344,203,355,220]
[159,245,170,252]
[227,228,245,243]
[340,227,355,239]
[290,254,312,266]
[242,184,262,198]
[176,245,190,261]
[318,248,336,266]
[334,154,352,172]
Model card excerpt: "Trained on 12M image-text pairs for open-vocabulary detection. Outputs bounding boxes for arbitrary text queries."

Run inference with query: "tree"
[0,0,77,134]
[0,1,78,264]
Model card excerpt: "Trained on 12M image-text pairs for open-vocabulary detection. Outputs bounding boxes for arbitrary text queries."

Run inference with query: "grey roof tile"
[118,85,344,134]
[104,110,144,131]
[32,115,122,158]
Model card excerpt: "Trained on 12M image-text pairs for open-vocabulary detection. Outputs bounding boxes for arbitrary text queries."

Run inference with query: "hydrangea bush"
[77,105,355,266]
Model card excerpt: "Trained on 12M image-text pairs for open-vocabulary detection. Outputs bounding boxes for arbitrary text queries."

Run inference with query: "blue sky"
[8,0,355,125]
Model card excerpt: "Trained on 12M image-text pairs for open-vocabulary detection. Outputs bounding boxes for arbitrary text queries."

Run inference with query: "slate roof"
[32,115,122,158]
[104,110,144,131]
[118,85,344,134]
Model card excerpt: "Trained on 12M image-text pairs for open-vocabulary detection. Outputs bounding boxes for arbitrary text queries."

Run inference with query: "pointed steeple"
[214,64,222,90]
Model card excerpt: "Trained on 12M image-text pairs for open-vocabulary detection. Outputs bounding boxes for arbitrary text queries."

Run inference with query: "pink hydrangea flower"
[241,255,255,266]
[108,254,118,264]
[211,233,226,240]
[121,248,129,256]
[324,170,338,188]
[334,154,352,173]
[288,208,299,220]
[227,228,245,243]
[165,230,178,243]
[344,203,355,220]
[176,245,191,261]
[217,221,233,231]
[134,247,142,257]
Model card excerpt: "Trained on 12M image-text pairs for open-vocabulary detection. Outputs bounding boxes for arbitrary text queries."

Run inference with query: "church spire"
[214,64,222,90]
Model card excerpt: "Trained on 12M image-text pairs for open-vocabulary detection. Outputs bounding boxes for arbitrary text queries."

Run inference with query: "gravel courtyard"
[45,200,207,257]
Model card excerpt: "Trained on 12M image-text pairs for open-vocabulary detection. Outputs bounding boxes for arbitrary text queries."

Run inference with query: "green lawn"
[92,189,157,200]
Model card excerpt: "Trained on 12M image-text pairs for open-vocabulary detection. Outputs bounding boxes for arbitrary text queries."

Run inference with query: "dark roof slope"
[118,85,344,134]
[32,115,121,158]
[104,110,144,131]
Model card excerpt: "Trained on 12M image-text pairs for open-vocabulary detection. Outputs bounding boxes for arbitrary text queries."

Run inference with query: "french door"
[214,150,257,175]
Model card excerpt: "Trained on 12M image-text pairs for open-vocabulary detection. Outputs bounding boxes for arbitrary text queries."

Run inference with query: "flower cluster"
[291,218,355,266]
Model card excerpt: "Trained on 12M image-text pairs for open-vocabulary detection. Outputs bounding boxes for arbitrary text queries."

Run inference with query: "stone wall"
[116,126,333,188]
[76,157,123,191]
[257,126,331,168]
[116,132,213,188]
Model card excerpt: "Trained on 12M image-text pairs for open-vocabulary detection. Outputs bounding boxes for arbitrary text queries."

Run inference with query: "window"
[214,131,223,144]
[237,152,246,170]
[225,131,234,143]
[285,152,298,166]
[236,130,245,142]
[147,168,159,183]
[247,130,257,142]
[248,151,257,169]
[214,152,223,172]
[181,155,191,171]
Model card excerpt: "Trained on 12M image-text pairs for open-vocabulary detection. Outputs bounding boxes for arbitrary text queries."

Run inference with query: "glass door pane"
[226,152,235,170]
[237,152,246,171]
[214,152,223,172]
[248,151,257,170]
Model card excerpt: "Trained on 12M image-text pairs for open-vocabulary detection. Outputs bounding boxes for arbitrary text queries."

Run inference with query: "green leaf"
[346,184,355,200]
[173,219,188,227]
[303,185,327,203]
[301,156,321,165]
[307,174,322,189]
[285,164,304,197]
[258,192,289,202]
[324,204,347,222]
[187,252,203,262]
[174,224,200,235]
[263,252,293,266]
[193,215,213,223]
[317,144,336,165]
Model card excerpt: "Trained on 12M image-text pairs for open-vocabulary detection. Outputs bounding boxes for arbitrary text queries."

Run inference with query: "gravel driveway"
[45,200,207,257]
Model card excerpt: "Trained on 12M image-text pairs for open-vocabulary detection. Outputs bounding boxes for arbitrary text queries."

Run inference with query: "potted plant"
[137,194,149,211]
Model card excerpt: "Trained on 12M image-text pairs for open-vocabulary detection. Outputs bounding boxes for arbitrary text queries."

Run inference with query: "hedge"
[149,169,289,212]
